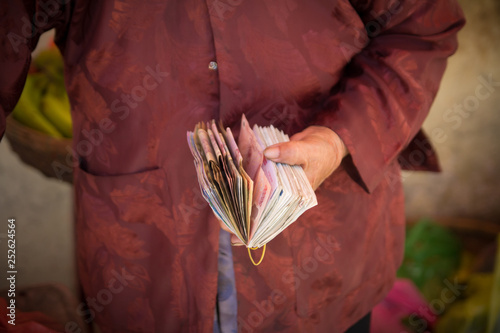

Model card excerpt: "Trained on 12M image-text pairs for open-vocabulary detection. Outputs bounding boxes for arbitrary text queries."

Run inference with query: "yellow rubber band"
[247,244,266,266]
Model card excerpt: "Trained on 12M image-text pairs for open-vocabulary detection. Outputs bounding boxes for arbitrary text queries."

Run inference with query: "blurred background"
[0,0,499,332]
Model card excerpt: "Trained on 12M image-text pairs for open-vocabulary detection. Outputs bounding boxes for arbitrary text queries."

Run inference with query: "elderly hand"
[263,126,348,190]
[225,126,348,245]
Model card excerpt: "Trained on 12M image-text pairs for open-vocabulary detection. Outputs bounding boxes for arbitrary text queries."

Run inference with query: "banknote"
[187,114,317,248]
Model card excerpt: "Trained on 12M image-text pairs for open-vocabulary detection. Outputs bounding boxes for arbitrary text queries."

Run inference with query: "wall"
[404,0,500,224]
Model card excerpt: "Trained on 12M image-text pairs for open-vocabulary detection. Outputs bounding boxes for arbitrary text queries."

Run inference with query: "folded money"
[186,114,317,250]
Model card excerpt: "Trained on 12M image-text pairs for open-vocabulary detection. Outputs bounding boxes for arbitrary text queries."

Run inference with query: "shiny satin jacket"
[1,0,464,332]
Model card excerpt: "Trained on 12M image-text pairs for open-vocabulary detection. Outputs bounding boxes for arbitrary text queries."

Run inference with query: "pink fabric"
[0,0,464,331]
[371,279,436,333]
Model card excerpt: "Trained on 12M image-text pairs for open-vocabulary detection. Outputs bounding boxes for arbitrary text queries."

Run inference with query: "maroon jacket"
[0,0,464,332]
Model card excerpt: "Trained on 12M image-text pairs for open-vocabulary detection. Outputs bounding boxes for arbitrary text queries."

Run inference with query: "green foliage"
[397,219,462,301]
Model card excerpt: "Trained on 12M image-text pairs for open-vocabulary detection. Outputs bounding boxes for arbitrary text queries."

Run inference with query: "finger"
[263,141,308,166]
[290,126,320,142]
[219,221,245,246]
[230,234,244,246]
[290,131,307,142]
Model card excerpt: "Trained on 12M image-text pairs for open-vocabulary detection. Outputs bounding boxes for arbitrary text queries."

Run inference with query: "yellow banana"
[12,74,63,138]
[41,88,72,138]
[33,48,64,84]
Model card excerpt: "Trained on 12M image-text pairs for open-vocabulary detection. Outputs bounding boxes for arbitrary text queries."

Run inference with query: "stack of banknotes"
[187,114,317,248]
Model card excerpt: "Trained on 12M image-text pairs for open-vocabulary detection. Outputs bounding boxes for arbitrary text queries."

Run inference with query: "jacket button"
[208,61,218,71]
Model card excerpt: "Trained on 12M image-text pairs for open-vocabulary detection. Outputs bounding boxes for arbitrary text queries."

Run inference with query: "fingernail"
[264,147,280,159]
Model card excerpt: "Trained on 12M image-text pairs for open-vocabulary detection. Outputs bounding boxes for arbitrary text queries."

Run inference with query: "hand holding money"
[263,126,348,190]
[187,115,318,251]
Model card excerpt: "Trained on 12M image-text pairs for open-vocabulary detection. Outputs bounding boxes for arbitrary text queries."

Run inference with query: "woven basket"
[5,116,73,183]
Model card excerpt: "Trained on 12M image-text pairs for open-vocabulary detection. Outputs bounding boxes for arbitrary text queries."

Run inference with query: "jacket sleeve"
[0,1,70,140]
[310,0,465,192]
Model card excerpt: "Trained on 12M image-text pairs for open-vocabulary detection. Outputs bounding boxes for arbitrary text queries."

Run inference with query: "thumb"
[263,141,308,166]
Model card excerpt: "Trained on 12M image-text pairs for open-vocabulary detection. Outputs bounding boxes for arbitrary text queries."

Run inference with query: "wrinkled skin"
[226,126,347,245]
